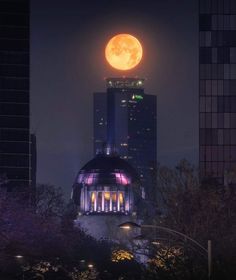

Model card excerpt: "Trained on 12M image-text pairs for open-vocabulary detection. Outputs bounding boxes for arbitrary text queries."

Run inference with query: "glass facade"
[0,0,31,190]
[94,78,157,197]
[199,0,236,184]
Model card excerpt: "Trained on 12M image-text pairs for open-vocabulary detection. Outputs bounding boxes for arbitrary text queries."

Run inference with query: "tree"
[144,160,236,279]
[35,184,65,219]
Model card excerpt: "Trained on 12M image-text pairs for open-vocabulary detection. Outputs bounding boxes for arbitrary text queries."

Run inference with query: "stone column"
[102,192,105,211]
[94,191,97,212]
[117,191,120,211]
[110,192,112,212]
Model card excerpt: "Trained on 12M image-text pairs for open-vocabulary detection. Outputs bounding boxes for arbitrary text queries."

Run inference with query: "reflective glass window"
[200,0,211,14]
[218,146,224,161]
[212,146,218,161]
[224,146,230,161]
[224,80,230,95]
[224,64,230,79]
[231,129,236,144]
[230,64,236,79]
[218,129,224,145]
[212,64,218,79]
[200,97,205,112]
[230,113,236,128]
[206,146,211,161]
[206,80,212,95]
[200,146,205,161]
[230,15,236,30]
[230,80,236,95]
[224,129,230,144]
[218,64,224,79]
[230,48,236,63]
[217,96,224,113]
[224,97,231,112]
[212,48,217,63]
[200,31,212,47]
[206,97,212,112]
[200,80,206,95]
[212,113,218,128]
[218,47,230,63]
[230,146,236,161]
[212,97,217,112]
[200,113,205,128]
[218,80,224,95]
[206,113,211,128]
[231,0,236,13]
[224,15,231,30]
[200,15,212,31]
[224,113,230,128]
[200,47,212,63]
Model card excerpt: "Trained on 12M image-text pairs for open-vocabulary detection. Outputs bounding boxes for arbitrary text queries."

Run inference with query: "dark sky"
[31,0,198,197]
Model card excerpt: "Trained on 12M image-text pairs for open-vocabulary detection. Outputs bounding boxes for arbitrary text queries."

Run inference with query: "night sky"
[31,0,198,197]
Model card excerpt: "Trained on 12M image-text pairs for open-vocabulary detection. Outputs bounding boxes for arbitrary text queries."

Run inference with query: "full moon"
[105,34,143,71]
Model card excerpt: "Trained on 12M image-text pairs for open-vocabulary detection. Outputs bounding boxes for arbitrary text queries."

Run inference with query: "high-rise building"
[199,0,236,185]
[0,0,32,191]
[94,78,157,198]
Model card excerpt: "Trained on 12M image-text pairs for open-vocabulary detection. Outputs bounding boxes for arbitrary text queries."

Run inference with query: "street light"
[15,255,24,259]
[88,264,94,269]
[118,221,212,279]
[119,221,139,230]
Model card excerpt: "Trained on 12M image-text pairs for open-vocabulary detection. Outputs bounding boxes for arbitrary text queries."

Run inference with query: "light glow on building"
[72,148,137,215]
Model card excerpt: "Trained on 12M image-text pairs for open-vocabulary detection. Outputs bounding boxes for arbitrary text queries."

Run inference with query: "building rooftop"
[106,77,145,90]
[74,149,139,187]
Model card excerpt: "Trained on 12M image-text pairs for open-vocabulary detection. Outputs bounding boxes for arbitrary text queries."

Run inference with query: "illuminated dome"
[72,148,138,215]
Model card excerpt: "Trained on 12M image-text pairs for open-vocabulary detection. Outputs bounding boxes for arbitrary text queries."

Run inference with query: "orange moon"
[105,34,143,71]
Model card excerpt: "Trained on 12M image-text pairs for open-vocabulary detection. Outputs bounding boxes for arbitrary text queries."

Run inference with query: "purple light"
[85,173,95,185]
[115,173,130,185]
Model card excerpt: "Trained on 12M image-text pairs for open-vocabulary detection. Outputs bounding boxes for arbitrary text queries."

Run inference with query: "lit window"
[119,193,124,204]
[85,173,96,185]
[120,143,128,146]
[91,192,95,202]
[104,192,110,200]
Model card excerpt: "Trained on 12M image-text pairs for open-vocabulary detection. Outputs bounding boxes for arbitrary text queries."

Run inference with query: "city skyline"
[0,1,235,278]
[31,0,198,197]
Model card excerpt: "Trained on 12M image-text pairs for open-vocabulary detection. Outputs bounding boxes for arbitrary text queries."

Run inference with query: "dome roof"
[75,152,139,186]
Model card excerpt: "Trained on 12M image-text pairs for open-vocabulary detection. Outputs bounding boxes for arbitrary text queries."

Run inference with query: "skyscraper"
[0,0,32,192]
[94,77,157,198]
[199,0,236,185]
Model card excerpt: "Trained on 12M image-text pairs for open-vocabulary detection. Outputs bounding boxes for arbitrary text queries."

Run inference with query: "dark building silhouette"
[30,133,36,199]
[199,0,236,185]
[94,78,157,198]
[0,0,32,191]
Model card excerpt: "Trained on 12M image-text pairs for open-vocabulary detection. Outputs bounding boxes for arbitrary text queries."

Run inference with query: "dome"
[75,152,139,186]
[72,149,138,215]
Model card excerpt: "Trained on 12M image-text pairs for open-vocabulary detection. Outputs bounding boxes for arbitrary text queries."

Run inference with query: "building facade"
[0,0,32,191]
[199,0,236,185]
[72,146,137,215]
[94,78,157,198]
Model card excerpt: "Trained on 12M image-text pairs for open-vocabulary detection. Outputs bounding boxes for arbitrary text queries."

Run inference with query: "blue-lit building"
[93,78,157,199]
